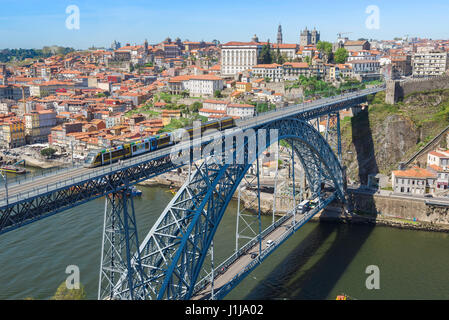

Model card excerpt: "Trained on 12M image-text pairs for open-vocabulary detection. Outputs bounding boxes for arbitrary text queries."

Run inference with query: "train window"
[132,145,137,153]
[145,142,149,150]
[152,140,157,148]
[103,153,110,161]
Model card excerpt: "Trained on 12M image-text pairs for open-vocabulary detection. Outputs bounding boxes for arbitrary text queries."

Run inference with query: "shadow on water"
[244,223,376,300]
[244,105,381,300]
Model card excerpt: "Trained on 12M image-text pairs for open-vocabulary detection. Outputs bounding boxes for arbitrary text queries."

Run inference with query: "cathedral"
[300,27,320,46]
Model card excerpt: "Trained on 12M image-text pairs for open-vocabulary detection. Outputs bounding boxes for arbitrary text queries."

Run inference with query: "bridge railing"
[0,150,170,206]
[0,163,82,188]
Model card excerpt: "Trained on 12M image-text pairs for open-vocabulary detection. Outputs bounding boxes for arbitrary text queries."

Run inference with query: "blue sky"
[0,0,448,49]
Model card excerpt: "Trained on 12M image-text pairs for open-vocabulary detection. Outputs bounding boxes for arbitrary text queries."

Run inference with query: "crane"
[337,32,353,39]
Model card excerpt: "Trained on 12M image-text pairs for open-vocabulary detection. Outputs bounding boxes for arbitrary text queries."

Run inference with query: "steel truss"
[111,117,345,300]
[98,188,147,300]
[0,91,371,236]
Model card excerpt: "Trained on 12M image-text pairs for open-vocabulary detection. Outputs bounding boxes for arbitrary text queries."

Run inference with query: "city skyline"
[1,0,449,49]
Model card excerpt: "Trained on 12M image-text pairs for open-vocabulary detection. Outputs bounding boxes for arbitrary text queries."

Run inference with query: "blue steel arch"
[115,118,345,300]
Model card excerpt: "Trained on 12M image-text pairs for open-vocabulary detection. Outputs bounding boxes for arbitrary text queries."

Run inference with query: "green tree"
[52,281,86,300]
[214,90,223,98]
[259,42,272,64]
[317,41,333,57]
[40,147,56,159]
[190,101,203,113]
[334,48,349,64]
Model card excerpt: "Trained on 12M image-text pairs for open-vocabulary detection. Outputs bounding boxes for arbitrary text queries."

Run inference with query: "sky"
[0,0,448,49]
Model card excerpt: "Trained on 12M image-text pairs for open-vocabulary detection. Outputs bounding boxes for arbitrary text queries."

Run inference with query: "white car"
[266,240,274,248]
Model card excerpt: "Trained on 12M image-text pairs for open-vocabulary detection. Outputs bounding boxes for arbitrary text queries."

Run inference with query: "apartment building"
[282,62,310,80]
[392,167,437,195]
[412,51,449,77]
[251,64,283,82]
[0,119,26,148]
[24,110,57,143]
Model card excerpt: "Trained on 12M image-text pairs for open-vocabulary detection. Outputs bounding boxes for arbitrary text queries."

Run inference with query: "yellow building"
[235,82,252,93]
[24,113,41,142]
[1,120,25,148]
[161,109,181,126]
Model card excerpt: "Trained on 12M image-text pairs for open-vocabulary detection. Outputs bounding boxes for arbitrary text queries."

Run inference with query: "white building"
[391,167,436,195]
[227,103,255,118]
[184,75,223,97]
[412,51,449,77]
[427,150,449,170]
[168,75,223,97]
[221,41,264,76]
[271,44,298,60]
[251,64,283,82]
[347,60,380,75]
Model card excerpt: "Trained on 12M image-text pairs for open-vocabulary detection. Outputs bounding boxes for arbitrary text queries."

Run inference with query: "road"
[192,210,301,300]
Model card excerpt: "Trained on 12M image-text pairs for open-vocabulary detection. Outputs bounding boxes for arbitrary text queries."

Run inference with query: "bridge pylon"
[98,187,147,300]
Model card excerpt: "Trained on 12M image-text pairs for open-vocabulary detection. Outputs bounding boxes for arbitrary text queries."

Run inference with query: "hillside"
[341,89,449,184]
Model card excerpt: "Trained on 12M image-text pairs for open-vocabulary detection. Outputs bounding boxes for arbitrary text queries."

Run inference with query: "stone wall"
[386,76,449,104]
[349,192,449,225]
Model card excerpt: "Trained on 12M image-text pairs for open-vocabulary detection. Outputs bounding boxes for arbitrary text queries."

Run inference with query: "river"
[0,183,448,300]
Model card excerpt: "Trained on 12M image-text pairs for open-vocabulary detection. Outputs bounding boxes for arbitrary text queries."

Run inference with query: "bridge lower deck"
[192,193,336,300]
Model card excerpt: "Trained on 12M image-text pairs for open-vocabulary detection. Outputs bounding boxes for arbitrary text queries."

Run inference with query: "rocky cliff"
[341,89,449,184]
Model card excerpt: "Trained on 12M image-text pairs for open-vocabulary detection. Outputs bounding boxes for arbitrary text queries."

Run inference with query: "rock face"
[341,90,449,185]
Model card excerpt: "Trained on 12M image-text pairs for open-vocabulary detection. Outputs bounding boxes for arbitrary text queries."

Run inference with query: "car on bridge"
[266,240,274,248]
[298,200,310,214]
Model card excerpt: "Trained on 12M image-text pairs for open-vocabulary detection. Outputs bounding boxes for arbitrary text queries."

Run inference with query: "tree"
[40,147,56,159]
[52,281,86,300]
[214,90,223,98]
[334,48,349,64]
[317,41,333,63]
[259,42,272,64]
[190,101,203,113]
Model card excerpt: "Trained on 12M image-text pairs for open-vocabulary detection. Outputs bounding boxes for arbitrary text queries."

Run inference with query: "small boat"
[0,166,27,174]
[336,293,355,300]
[129,186,142,197]
[169,188,176,195]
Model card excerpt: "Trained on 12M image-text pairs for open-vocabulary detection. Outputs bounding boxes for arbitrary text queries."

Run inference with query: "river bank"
[0,147,70,169]
[138,172,449,234]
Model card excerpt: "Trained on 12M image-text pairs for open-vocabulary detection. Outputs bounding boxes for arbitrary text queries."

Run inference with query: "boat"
[129,186,142,197]
[0,165,27,174]
[336,293,355,300]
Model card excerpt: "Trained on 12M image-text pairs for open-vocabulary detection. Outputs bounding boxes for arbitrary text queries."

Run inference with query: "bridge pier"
[98,187,146,300]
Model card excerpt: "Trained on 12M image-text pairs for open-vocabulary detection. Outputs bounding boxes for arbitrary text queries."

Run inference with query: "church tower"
[277,24,283,44]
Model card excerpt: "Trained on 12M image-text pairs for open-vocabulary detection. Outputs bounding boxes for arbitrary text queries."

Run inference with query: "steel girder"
[114,118,344,300]
[98,189,148,300]
[0,91,371,236]
[0,155,180,235]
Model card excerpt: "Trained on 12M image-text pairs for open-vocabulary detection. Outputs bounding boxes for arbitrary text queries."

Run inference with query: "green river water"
[0,168,449,300]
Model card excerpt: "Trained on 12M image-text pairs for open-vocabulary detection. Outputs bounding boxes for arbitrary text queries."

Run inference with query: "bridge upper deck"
[0,86,384,210]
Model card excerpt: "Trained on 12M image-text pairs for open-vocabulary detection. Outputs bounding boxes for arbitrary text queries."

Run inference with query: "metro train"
[83,117,236,168]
